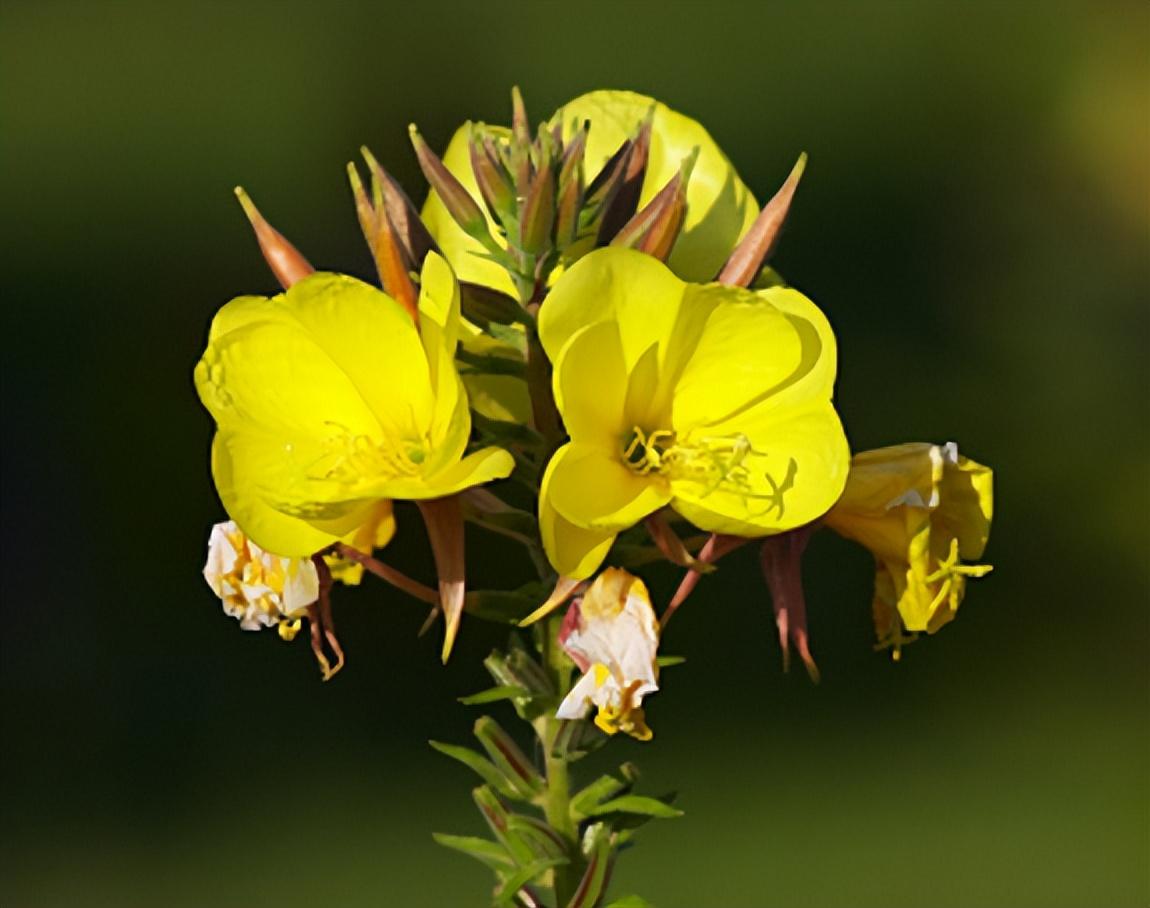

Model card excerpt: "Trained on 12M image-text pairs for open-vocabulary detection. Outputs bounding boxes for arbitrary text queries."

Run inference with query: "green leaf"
[494,857,569,906]
[429,741,524,801]
[473,786,538,867]
[474,716,545,798]
[431,833,515,872]
[655,655,686,668]
[458,685,532,706]
[604,898,655,908]
[457,347,527,377]
[506,814,568,860]
[570,774,628,819]
[587,795,683,819]
[564,829,611,908]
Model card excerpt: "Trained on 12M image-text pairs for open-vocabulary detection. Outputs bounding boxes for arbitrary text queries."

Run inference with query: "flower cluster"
[194,86,995,903]
[197,86,994,687]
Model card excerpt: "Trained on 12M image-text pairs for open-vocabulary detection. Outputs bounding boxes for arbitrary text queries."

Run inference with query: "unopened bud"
[233,187,314,289]
[718,152,807,287]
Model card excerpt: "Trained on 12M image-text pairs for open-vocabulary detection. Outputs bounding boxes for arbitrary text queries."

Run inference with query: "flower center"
[620,425,796,516]
[316,423,425,485]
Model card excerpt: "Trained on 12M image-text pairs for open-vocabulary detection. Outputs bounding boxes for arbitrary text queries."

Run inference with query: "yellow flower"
[203,521,318,641]
[824,442,994,657]
[556,568,660,741]
[422,89,759,294]
[537,247,850,579]
[194,252,515,558]
[321,501,397,586]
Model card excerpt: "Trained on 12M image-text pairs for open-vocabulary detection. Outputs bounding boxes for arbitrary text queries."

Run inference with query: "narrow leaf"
[588,795,683,819]
[432,833,515,871]
[564,831,610,908]
[495,857,569,906]
[458,685,532,706]
[475,716,545,797]
[570,774,628,819]
[430,741,522,800]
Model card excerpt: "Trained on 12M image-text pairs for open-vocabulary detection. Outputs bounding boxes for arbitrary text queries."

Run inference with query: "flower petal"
[545,443,670,531]
[670,402,849,537]
[278,273,434,442]
[538,467,617,581]
[538,247,686,372]
[211,433,361,557]
[551,320,629,448]
[381,445,515,501]
[671,288,806,429]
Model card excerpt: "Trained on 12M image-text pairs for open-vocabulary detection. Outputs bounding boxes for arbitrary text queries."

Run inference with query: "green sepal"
[429,741,525,802]
[431,833,515,872]
[655,655,686,668]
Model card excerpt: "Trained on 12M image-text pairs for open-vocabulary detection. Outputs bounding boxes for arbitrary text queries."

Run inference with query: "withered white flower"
[203,521,319,640]
[556,568,660,740]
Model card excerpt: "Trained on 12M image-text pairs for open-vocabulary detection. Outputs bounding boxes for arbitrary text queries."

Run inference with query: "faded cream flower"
[203,521,319,641]
[556,568,660,740]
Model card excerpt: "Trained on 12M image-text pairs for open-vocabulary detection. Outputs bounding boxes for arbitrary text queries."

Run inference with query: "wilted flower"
[536,246,849,580]
[824,442,994,657]
[203,521,318,640]
[556,568,660,740]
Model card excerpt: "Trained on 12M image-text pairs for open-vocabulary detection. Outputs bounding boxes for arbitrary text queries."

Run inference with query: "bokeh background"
[3,2,1147,905]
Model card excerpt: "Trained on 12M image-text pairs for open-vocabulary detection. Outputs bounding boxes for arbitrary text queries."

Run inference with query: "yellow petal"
[551,320,629,448]
[538,448,619,579]
[278,273,434,441]
[552,90,759,282]
[938,451,994,560]
[380,445,515,500]
[669,402,850,536]
[545,443,670,531]
[538,247,686,372]
[212,433,348,557]
[670,286,804,429]
[195,314,382,445]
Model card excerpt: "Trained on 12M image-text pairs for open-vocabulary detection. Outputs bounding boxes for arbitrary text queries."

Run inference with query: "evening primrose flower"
[203,521,318,641]
[422,89,759,294]
[824,442,994,657]
[537,247,850,580]
[194,253,514,657]
[557,568,660,741]
[195,252,512,557]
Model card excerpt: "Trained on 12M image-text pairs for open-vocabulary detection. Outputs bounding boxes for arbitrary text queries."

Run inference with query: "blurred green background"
[3,1,1147,905]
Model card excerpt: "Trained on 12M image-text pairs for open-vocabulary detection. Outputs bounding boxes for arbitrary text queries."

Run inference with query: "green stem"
[534,612,580,904]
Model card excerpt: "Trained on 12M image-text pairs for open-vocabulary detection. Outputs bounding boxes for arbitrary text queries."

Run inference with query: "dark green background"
[3,2,1147,905]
